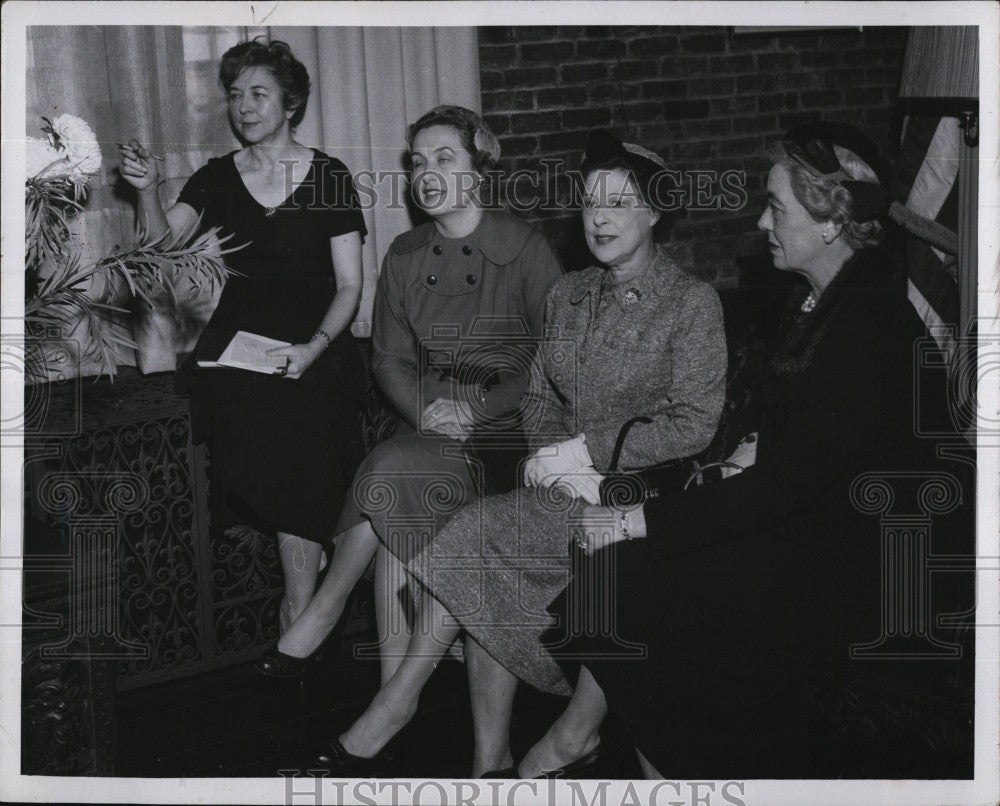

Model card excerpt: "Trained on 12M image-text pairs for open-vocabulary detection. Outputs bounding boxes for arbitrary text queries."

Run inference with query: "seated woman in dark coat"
[500,121,974,780]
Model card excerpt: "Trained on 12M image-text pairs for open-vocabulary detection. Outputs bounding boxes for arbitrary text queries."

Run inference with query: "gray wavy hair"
[769,143,884,249]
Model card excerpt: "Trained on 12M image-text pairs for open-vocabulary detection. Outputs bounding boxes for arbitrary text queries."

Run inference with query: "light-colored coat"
[524,245,727,470]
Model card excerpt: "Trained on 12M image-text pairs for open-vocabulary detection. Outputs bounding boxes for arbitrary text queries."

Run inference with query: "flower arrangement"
[24,113,237,380]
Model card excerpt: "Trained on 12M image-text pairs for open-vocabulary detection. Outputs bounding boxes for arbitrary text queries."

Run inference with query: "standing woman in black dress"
[119,39,368,633]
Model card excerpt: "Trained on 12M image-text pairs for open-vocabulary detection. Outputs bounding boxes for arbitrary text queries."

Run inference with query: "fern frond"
[25,176,84,271]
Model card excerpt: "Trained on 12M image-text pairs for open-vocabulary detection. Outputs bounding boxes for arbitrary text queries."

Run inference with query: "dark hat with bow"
[782,121,891,222]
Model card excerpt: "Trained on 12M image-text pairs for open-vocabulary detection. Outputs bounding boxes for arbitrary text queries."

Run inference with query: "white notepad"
[197,330,291,374]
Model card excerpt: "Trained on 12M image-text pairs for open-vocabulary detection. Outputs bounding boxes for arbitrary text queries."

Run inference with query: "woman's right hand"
[574,504,646,555]
[118,139,159,193]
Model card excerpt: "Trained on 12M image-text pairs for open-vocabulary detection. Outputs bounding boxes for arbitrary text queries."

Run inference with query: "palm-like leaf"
[25,174,85,269]
[24,252,133,382]
[98,218,244,311]
[25,217,245,381]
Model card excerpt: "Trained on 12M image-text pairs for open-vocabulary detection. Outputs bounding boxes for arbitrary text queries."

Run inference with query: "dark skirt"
[545,506,975,779]
[187,364,364,544]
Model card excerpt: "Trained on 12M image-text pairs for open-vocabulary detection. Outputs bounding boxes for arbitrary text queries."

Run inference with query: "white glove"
[523,434,593,487]
[722,433,758,478]
[553,466,604,505]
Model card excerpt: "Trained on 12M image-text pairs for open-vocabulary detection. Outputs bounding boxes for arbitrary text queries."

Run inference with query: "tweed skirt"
[406,484,586,696]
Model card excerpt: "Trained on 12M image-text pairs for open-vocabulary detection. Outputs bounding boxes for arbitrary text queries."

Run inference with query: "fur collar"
[770,247,893,375]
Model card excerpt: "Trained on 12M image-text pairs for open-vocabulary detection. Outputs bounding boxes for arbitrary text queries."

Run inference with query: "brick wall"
[479,26,908,286]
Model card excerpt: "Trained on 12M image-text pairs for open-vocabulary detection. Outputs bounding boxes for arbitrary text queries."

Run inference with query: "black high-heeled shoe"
[308,739,394,778]
[484,744,603,780]
[535,743,602,779]
[256,643,311,679]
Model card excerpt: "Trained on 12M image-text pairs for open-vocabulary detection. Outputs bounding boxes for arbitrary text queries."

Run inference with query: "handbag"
[598,416,697,507]
[599,418,754,506]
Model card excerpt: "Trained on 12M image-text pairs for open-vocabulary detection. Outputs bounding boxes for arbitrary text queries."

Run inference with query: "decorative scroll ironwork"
[212,524,283,652]
[25,369,376,696]
[38,416,206,678]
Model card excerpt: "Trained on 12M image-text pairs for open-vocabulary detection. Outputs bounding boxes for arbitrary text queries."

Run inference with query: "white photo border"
[2,2,998,804]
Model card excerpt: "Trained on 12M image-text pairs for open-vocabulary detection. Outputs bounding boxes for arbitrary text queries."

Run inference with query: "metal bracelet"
[311,329,332,348]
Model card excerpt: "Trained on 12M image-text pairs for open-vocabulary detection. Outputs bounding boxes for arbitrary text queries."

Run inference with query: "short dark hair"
[219,38,311,128]
[406,105,501,175]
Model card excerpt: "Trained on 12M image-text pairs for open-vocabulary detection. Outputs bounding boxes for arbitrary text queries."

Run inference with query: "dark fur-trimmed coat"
[558,246,975,778]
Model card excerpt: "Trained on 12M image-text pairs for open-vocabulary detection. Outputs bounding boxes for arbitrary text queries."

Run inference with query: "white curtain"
[25,25,480,374]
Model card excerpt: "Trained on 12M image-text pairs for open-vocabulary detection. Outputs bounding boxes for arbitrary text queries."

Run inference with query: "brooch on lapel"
[622,288,642,308]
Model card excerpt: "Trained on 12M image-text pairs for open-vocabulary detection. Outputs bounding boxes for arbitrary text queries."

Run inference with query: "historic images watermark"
[10,324,990,674]
[268,160,750,215]
[346,321,990,669]
[842,324,994,660]
[279,772,750,806]
[7,327,152,662]
[1,327,82,442]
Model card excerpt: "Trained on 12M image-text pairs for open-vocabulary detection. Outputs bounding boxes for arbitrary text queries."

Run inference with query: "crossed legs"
[293,540,627,778]
[515,665,606,778]
[465,639,517,775]
[375,543,416,684]
[277,520,380,657]
[276,521,465,763]
[338,579,460,757]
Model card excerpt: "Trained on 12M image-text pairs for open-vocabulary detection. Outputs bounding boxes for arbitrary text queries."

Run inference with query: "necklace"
[800,292,817,313]
[263,206,277,218]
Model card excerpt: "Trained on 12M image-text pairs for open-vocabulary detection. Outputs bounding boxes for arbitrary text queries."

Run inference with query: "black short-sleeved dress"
[175,149,368,544]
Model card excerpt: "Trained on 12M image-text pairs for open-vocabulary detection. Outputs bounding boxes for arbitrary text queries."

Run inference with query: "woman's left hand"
[573,504,645,555]
[421,397,475,442]
[266,342,323,380]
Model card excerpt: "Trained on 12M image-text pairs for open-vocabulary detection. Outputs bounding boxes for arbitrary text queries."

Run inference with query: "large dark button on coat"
[427,275,437,285]
[466,274,477,285]
[433,245,443,255]
[462,245,473,255]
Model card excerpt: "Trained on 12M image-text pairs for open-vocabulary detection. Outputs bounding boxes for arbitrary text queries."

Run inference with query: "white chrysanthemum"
[50,113,103,176]
[26,136,65,178]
